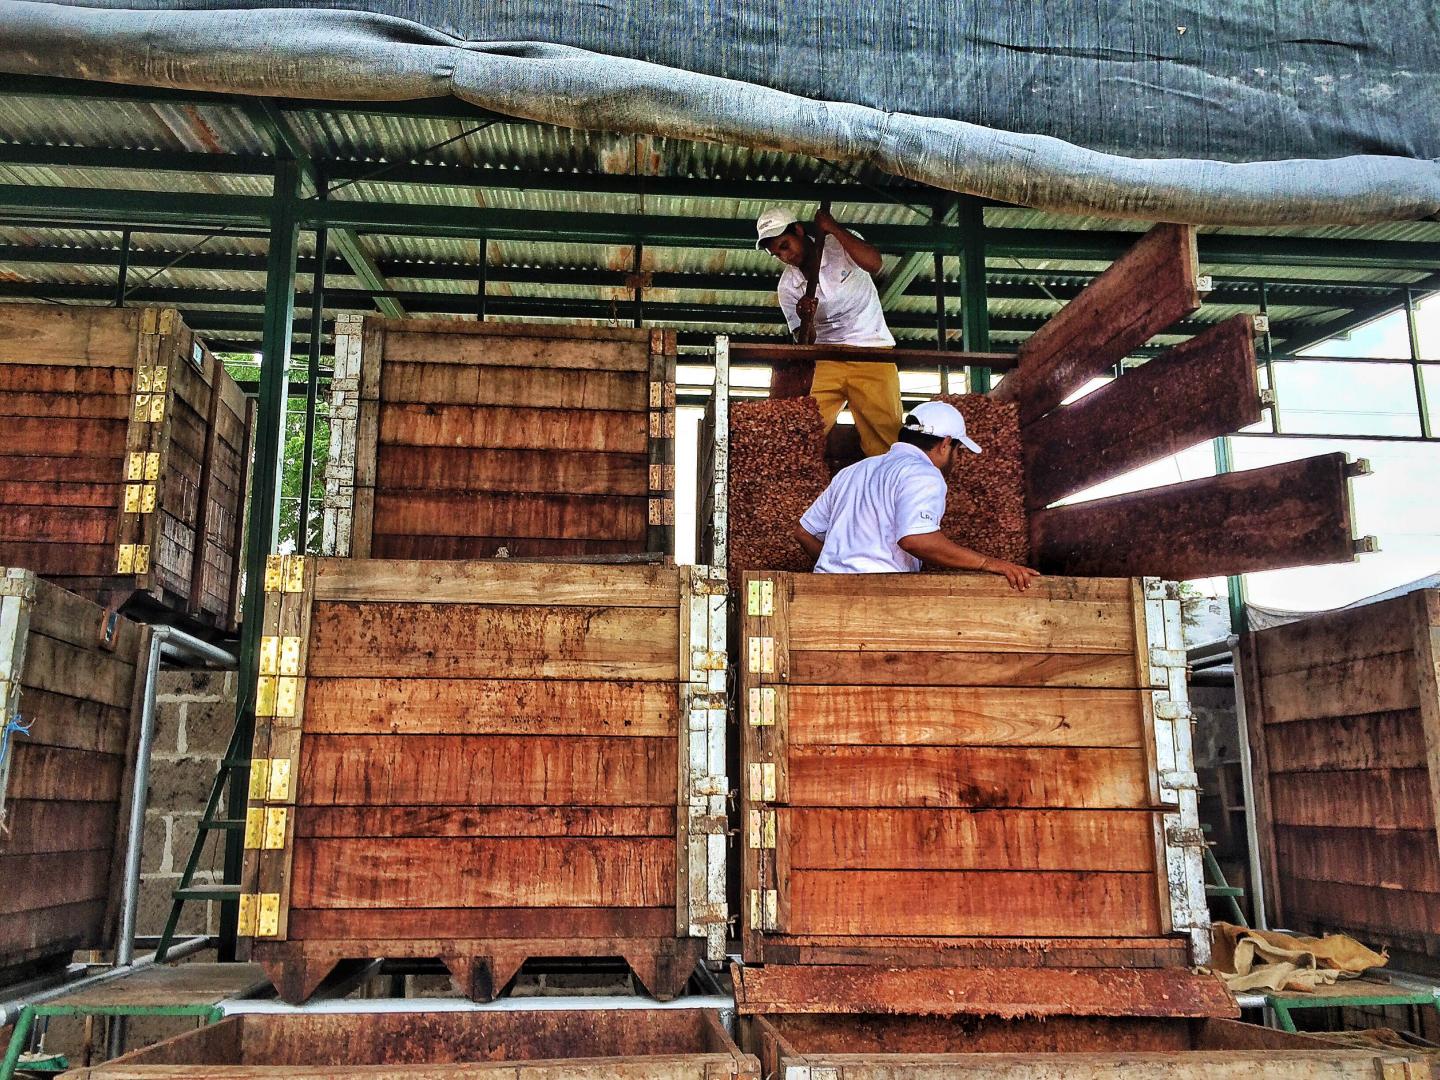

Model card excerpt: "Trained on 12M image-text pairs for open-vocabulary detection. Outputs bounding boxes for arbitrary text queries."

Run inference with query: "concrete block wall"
[138,669,237,939]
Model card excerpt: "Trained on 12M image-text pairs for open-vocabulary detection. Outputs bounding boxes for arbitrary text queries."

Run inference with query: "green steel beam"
[241,99,405,319]
[221,157,301,961]
[1270,271,1440,356]
[0,183,270,228]
[878,201,960,308]
[0,141,274,176]
[958,196,992,391]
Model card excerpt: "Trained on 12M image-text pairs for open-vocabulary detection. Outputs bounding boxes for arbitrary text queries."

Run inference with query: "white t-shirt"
[799,442,947,573]
[777,234,895,348]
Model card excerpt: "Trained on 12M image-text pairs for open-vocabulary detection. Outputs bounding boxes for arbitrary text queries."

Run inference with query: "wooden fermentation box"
[0,304,254,631]
[1241,587,1440,972]
[70,1009,760,1079]
[236,555,727,1003]
[0,569,147,977]
[322,315,677,560]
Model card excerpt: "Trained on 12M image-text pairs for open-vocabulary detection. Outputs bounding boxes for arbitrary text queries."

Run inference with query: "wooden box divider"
[322,315,678,561]
[0,568,148,977]
[236,554,728,1004]
[0,305,254,630]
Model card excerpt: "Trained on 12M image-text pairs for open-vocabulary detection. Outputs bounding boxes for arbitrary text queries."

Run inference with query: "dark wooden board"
[371,491,647,542]
[379,403,647,453]
[375,446,648,497]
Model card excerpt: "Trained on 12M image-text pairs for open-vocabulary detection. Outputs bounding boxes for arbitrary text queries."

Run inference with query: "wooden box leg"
[258,943,338,1005]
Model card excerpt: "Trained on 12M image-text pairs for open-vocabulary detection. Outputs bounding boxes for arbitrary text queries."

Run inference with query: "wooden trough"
[1241,586,1440,973]
[0,569,147,979]
[236,554,727,1003]
[322,315,677,560]
[67,1009,760,1078]
[0,304,253,631]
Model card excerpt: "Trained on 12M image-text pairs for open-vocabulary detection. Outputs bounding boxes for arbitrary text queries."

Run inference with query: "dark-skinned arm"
[793,524,825,563]
[814,206,883,274]
[896,531,1041,592]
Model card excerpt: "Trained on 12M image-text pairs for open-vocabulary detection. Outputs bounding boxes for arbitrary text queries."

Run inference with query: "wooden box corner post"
[320,314,370,558]
[649,328,678,556]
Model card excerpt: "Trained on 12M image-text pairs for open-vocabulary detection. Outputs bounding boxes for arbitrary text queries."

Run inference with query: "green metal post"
[958,197,991,392]
[3,1005,224,1080]
[218,158,301,961]
[1213,436,1248,635]
[1406,288,1434,439]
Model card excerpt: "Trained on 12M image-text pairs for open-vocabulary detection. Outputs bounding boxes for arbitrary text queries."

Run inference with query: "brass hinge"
[134,363,168,394]
[237,893,258,936]
[258,636,303,677]
[125,452,161,481]
[263,806,288,850]
[248,758,270,801]
[255,675,299,718]
[256,893,280,937]
[749,889,778,931]
[1165,824,1207,848]
[123,483,157,514]
[747,636,776,674]
[649,380,676,409]
[263,554,307,593]
[689,649,726,672]
[746,578,775,617]
[748,809,777,849]
[243,807,265,849]
[648,463,676,490]
[748,762,776,802]
[648,497,675,526]
[649,410,675,438]
[116,544,150,574]
[131,393,165,423]
[748,686,776,727]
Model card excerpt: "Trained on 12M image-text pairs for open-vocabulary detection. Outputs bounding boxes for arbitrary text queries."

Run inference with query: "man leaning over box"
[756,204,901,458]
[793,401,1040,591]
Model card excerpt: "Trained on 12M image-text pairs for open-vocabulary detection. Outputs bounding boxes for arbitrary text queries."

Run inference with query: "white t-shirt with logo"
[777,234,896,348]
[799,442,947,573]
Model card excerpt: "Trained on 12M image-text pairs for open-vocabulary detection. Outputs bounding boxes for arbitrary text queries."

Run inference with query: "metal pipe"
[0,937,211,1030]
[219,993,735,1017]
[1228,633,1269,930]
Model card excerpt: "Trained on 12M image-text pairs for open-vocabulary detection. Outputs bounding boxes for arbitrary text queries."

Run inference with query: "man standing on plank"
[793,401,1039,590]
[756,204,902,457]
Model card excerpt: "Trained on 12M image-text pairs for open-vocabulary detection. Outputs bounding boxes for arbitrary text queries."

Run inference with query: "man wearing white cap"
[755,205,902,458]
[793,401,1040,590]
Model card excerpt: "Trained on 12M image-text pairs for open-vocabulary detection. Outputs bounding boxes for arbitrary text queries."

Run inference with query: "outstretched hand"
[987,559,1041,592]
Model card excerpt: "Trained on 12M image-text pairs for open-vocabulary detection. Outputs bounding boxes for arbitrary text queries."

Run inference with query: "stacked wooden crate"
[1241,587,1440,972]
[0,304,253,630]
[0,568,147,977]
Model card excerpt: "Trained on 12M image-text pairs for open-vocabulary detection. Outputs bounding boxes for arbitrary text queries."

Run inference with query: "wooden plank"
[0,543,115,576]
[375,445,648,496]
[787,869,1162,936]
[0,899,106,961]
[787,746,1151,808]
[6,742,124,802]
[730,342,1015,370]
[1269,768,1434,830]
[787,649,1139,688]
[1274,825,1440,893]
[378,402,647,453]
[0,505,117,546]
[381,361,648,410]
[27,575,144,655]
[1263,710,1427,772]
[298,734,676,806]
[3,417,128,456]
[7,687,130,755]
[0,454,126,484]
[369,534,644,560]
[766,1052,1415,1080]
[0,847,113,915]
[1024,314,1260,508]
[1237,632,1285,929]
[0,363,132,394]
[287,906,678,940]
[1030,453,1357,579]
[788,686,1145,747]
[0,799,118,857]
[20,633,136,708]
[305,602,678,680]
[291,837,674,909]
[990,223,1200,425]
[303,678,676,737]
[73,1058,745,1079]
[1280,873,1440,950]
[785,808,1157,872]
[1259,651,1417,724]
[381,327,651,369]
[1410,591,1440,888]
[0,480,124,509]
[1253,595,1415,677]
[371,491,647,541]
[0,304,140,366]
[312,558,680,606]
[0,391,132,419]
[294,806,674,838]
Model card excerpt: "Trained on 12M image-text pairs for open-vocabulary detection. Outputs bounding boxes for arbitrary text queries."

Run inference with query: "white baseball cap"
[903,401,982,454]
[755,207,799,249]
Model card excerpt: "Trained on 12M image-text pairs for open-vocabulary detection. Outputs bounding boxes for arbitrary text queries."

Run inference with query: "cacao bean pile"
[931,394,1030,566]
[728,396,831,578]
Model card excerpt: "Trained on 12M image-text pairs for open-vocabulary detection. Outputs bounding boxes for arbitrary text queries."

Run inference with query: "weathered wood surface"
[1024,314,1261,508]
[0,305,251,628]
[247,558,708,1003]
[328,318,674,558]
[1243,589,1440,965]
[0,571,143,975]
[1031,453,1358,580]
[740,571,1185,966]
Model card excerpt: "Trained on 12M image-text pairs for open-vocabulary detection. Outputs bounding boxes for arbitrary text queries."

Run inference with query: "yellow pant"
[810,360,902,457]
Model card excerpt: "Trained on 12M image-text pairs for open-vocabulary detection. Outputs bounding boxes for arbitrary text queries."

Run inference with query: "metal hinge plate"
[116,544,150,574]
[747,579,775,617]
[648,498,674,526]
[749,889,778,931]
[748,762,777,802]
[257,893,280,937]
[267,758,292,802]
[748,809,777,849]
[237,893,258,936]
[1166,824,1207,848]
[263,807,288,850]
[747,636,775,674]
[748,686,776,727]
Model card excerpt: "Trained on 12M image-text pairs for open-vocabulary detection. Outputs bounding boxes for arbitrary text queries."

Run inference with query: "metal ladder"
[1202,822,1249,928]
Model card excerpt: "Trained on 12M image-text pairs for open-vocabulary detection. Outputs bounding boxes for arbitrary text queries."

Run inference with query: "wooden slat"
[378,402,646,453]
[0,363,132,394]
[1259,651,1417,724]
[0,480,123,509]
[788,686,1145,747]
[1410,591,1440,891]
[1253,598,1414,677]
[0,504,117,546]
[0,847,113,915]
[788,869,1162,936]
[1030,453,1357,579]
[313,559,681,606]
[0,391,131,419]
[19,633,136,708]
[306,601,678,680]
[0,799,118,857]
[787,649,1139,688]
[8,687,130,755]
[1274,825,1440,893]
[1263,710,1427,772]
[298,734,676,806]
[0,899,105,960]
[303,678,676,737]
[0,454,126,484]
[287,906,678,941]
[787,746,1151,808]
[375,445,648,496]
[27,576,143,654]
[369,535,644,560]
[785,808,1157,872]
[4,417,128,456]
[1280,873,1440,949]
[294,806,674,838]
[991,223,1200,425]
[6,742,124,803]
[371,491,647,542]
[291,837,674,909]
[381,361,647,410]
[0,543,115,576]
[1269,768,1435,830]
[380,326,650,369]
[0,304,140,366]
[1024,314,1260,508]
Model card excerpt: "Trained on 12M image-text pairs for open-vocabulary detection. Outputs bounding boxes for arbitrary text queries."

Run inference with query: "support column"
[958,197,991,392]
[298,220,328,554]
[220,157,301,960]
[113,228,131,308]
